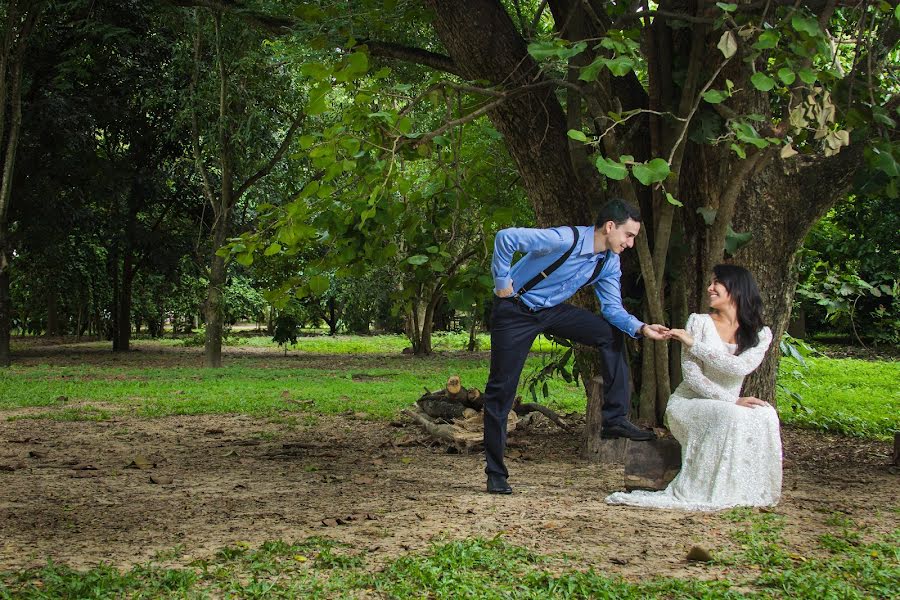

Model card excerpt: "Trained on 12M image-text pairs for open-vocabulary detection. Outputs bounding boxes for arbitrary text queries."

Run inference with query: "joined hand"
[641,323,670,340]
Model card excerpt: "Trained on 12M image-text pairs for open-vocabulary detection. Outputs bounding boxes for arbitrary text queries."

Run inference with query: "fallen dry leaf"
[125,456,155,469]
[71,464,98,471]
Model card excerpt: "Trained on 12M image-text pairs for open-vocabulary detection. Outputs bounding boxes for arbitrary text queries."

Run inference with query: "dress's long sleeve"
[689,326,773,377]
[680,314,736,402]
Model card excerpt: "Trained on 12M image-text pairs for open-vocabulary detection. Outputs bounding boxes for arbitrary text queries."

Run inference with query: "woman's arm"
[679,315,737,402]
[688,326,773,377]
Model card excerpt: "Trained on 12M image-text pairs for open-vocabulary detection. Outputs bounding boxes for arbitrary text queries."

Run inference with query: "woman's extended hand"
[736,396,769,408]
[666,328,694,347]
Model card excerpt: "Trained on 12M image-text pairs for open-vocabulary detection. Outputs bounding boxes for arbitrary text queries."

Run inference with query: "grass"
[776,356,899,439]
[2,515,896,599]
[0,358,587,421]
[2,334,896,439]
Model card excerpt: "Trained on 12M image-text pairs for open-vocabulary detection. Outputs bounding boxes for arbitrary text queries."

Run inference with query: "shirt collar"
[579,226,603,257]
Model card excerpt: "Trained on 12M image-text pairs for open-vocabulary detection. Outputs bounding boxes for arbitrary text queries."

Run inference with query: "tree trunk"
[0,268,9,366]
[114,248,135,352]
[204,251,226,368]
[46,292,60,336]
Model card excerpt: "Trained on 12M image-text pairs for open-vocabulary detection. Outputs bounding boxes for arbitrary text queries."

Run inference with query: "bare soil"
[0,340,898,581]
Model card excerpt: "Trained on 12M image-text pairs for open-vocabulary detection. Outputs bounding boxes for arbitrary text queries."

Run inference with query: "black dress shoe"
[487,474,512,494]
[601,420,657,441]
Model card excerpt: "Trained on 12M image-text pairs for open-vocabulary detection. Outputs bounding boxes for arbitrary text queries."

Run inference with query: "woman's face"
[707,277,733,310]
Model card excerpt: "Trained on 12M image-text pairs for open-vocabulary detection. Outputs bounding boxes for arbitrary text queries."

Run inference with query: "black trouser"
[483,297,631,478]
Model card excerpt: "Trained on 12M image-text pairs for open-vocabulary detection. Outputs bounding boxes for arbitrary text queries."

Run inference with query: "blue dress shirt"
[491,226,645,338]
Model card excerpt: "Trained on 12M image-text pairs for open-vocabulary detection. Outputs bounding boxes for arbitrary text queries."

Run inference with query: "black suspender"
[513,226,608,300]
[514,226,580,298]
[585,254,606,287]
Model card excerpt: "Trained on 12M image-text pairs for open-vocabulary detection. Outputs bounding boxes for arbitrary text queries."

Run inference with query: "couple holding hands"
[485,199,781,511]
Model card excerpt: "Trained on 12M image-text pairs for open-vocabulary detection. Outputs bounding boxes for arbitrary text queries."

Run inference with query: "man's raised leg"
[543,303,654,440]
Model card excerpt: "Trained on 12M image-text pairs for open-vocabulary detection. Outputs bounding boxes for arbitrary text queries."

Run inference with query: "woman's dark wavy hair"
[712,264,765,355]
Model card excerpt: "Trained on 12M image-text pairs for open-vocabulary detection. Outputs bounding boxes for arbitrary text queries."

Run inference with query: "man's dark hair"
[594,198,641,228]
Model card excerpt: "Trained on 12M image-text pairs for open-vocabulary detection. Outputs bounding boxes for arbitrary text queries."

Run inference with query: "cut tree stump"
[582,375,626,464]
[417,376,483,419]
[624,437,682,491]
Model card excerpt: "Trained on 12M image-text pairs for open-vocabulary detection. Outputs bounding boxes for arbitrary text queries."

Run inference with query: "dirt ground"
[1,340,898,581]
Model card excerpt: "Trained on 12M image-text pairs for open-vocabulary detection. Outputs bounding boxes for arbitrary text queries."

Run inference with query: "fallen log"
[513,397,571,431]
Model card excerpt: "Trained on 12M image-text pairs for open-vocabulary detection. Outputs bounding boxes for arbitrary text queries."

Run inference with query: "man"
[484,198,669,494]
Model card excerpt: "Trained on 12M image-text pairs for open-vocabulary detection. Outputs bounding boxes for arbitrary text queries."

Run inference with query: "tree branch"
[363,40,465,78]
[235,112,305,200]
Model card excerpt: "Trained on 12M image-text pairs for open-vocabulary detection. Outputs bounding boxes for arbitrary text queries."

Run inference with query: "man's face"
[605,218,641,254]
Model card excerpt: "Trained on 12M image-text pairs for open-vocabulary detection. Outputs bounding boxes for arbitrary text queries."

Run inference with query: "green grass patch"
[777,356,899,439]
[0,357,586,421]
[3,517,896,599]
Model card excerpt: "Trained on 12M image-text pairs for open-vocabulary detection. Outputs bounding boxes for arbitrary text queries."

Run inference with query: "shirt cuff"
[494,276,512,292]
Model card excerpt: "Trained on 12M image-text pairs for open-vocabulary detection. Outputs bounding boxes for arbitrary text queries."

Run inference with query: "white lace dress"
[606,313,782,511]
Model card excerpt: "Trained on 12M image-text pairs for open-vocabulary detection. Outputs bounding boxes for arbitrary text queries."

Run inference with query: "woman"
[606,264,781,510]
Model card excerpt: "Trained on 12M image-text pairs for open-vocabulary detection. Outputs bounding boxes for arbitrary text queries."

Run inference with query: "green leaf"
[299,135,317,149]
[527,40,586,60]
[665,193,683,207]
[307,83,330,116]
[300,62,330,80]
[798,68,817,84]
[604,56,635,77]
[873,107,898,128]
[777,68,796,85]
[631,158,670,186]
[308,275,330,295]
[697,206,717,225]
[791,15,821,37]
[734,123,769,148]
[724,226,753,256]
[578,57,605,82]
[263,243,282,256]
[702,89,728,104]
[567,129,589,142]
[595,156,628,180]
[407,255,429,266]
[235,252,253,267]
[715,2,737,12]
[750,72,776,91]
[753,30,780,50]
[396,116,412,134]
